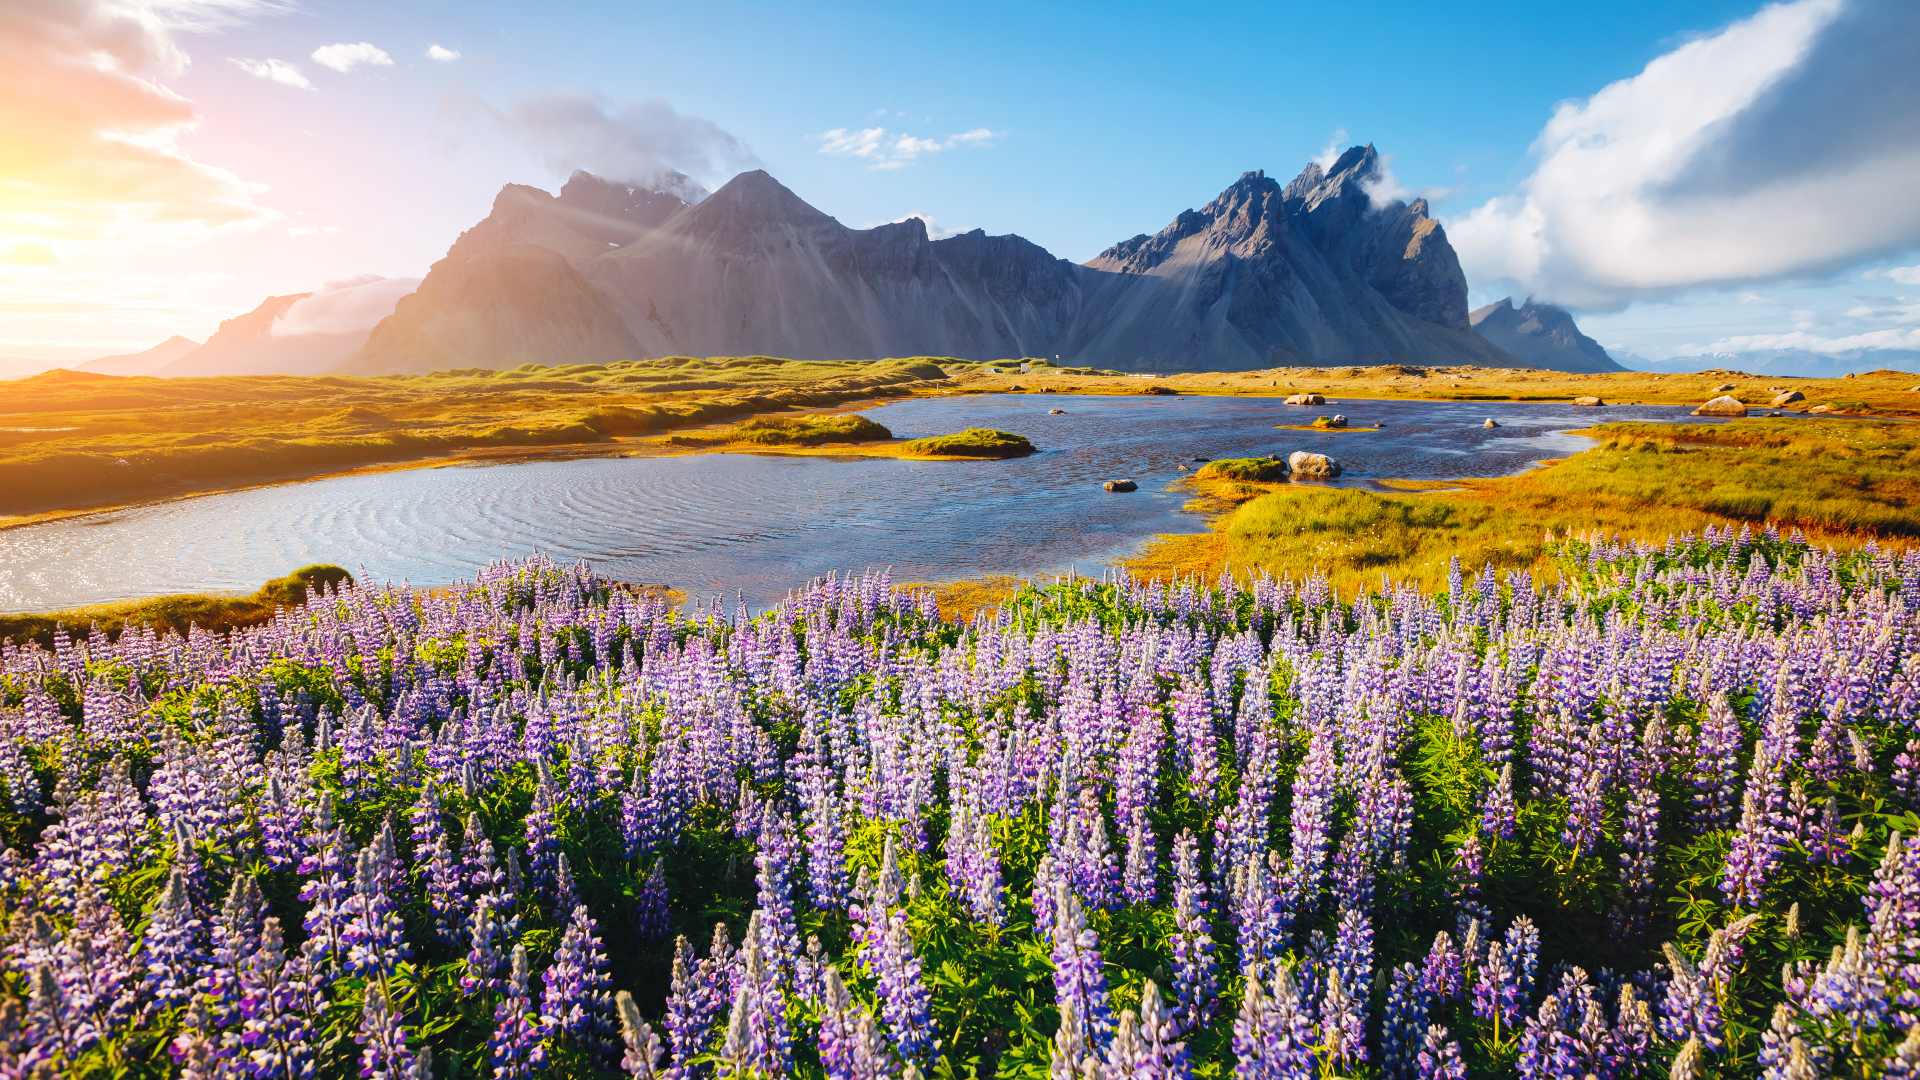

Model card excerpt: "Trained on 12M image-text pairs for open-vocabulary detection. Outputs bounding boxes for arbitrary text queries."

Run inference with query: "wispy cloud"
[1868,264,1920,286]
[231,56,312,89]
[817,126,1001,170]
[425,43,461,62]
[1451,0,1920,310]
[310,41,393,74]
[496,94,756,192]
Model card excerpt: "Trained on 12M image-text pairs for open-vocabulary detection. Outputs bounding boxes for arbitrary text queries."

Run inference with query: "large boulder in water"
[1284,392,1326,406]
[1571,395,1604,407]
[1692,395,1748,417]
[1102,478,1138,492]
[1287,451,1341,478]
[1771,390,1805,406]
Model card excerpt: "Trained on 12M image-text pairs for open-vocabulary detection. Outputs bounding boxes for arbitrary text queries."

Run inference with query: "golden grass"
[941,359,1920,415]
[0,357,951,521]
[0,564,350,645]
[905,575,1029,621]
[1128,417,1920,594]
[897,428,1035,459]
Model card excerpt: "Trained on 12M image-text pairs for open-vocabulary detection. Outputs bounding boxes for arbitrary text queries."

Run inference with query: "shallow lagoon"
[0,393,1708,610]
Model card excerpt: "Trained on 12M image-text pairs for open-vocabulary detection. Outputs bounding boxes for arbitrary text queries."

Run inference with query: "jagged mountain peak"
[1469,296,1620,372]
[698,170,829,220]
[558,169,705,214]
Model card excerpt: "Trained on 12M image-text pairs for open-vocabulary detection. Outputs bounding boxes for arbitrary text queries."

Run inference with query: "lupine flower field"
[4,528,1920,1078]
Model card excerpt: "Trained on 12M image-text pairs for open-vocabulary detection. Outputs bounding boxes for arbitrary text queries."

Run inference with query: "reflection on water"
[0,393,1709,610]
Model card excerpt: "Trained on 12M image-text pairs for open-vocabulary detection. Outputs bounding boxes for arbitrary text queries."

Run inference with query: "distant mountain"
[1468,298,1620,373]
[1623,348,1920,379]
[351,146,1533,375]
[155,294,368,377]
[76,335,201,376]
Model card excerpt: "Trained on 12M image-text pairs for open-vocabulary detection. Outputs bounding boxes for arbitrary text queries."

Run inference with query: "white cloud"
[1451,0,1920,309]
[425,43,460,62]
[817,125,1002,170]
[0,0,280,247]
[230,56,312,89]
[1870,264,1920,286]
[496,95,755,192]
[1312,129,1350,171]
[1685,327,1920,356]
[310,41,393,74]
[271,275,419,336]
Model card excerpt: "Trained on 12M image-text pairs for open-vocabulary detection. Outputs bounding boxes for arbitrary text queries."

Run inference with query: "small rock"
[1312,414,1348,429]
[1103,479,1138,492]
[1483,418,1499,429]
[1808,404,1834,414]
[1286,451,1341,479]
[1692,395,1748,417]
[1771,390,1805,407]
[1571,395,1605,407]
[1714,383,1735,393]
[1047,407,1066,415]
[1284,392,1327,406]
[1192,456,1212,462]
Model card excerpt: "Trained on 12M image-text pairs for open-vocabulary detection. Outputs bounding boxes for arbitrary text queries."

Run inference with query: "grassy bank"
[944,358,1920,415]
[1130,417,1920,593]
[0,564,351,645]
[0,356,949,522]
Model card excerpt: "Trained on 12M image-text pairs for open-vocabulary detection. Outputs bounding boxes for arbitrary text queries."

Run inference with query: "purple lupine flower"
[411,786,467,946]
[865,907,935,1067]
[719,917,792,1077]
[1421,931,1463,1003]
[344,822,411,978]
[817,966,889,1080]
[1382,963,1429,1080]
[298,794,354,978]
[800,761,850,911]
[464,895,510,996]
[490,945,544,1079]
[358,980,426,1080]
[753,809,801,987]
[1231,961,1314,1079]
[663,928,733,1078]
[616,990,666,1078]
[142,866,210,1013]
[1050,882,1115,1074]
[233,917,319,1079]
[1170,830,1220,1034]
[1107,979,1191,1080]
[1415,1023,1467,1080]
[543,903,618,1066]
[637,861,671,941]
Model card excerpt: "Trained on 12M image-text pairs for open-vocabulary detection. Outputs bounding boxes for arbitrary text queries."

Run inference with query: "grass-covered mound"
[1195,455,1290,482]
[0,563,349,644]
[900,427,1035,458]
[1,538,1918,1075]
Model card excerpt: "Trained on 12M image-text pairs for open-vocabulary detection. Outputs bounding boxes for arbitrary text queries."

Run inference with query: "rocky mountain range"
[350,147,1539,375]
[78,147,1638,378]
[1468,297,1620,373]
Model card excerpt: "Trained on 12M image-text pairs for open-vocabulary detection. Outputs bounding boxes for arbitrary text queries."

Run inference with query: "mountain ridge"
[1468,297,1620,373]
[352,146,1530,374]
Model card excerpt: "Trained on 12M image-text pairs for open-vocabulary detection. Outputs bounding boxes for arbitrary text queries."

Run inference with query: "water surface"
[0,393,1708,610]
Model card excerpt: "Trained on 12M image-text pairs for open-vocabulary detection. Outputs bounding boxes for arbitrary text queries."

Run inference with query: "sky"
[4,0,1918,368]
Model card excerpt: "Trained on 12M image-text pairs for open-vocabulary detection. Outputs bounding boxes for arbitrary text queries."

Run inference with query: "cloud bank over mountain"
[1452,0,1920,310]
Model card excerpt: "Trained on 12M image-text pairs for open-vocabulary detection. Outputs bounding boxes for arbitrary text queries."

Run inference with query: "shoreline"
[0,377,1819,534]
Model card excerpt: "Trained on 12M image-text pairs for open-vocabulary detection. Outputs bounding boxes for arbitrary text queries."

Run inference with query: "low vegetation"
[1195,455,1291,482]
[0,563,350,644]
[668,413,895,448]
[898,427,1036,458]
[0,356,951,521]
[948,358,1920,415]
[1134,417,1920,592]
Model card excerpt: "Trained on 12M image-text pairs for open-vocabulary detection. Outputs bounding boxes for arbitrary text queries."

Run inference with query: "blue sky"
[5,0,1918,366]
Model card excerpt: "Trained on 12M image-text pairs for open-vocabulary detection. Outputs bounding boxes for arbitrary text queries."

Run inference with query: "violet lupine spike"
[358,980,426,1080]
[543,903,619,1067]
[1170,830,1220,1034]
[141,865,210,1014]
[616,989,667,1079]
[818,966,890,1080]
[1231,961,1315,1079]
[490,944,545,1079]
[1049,882,1115,1075]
